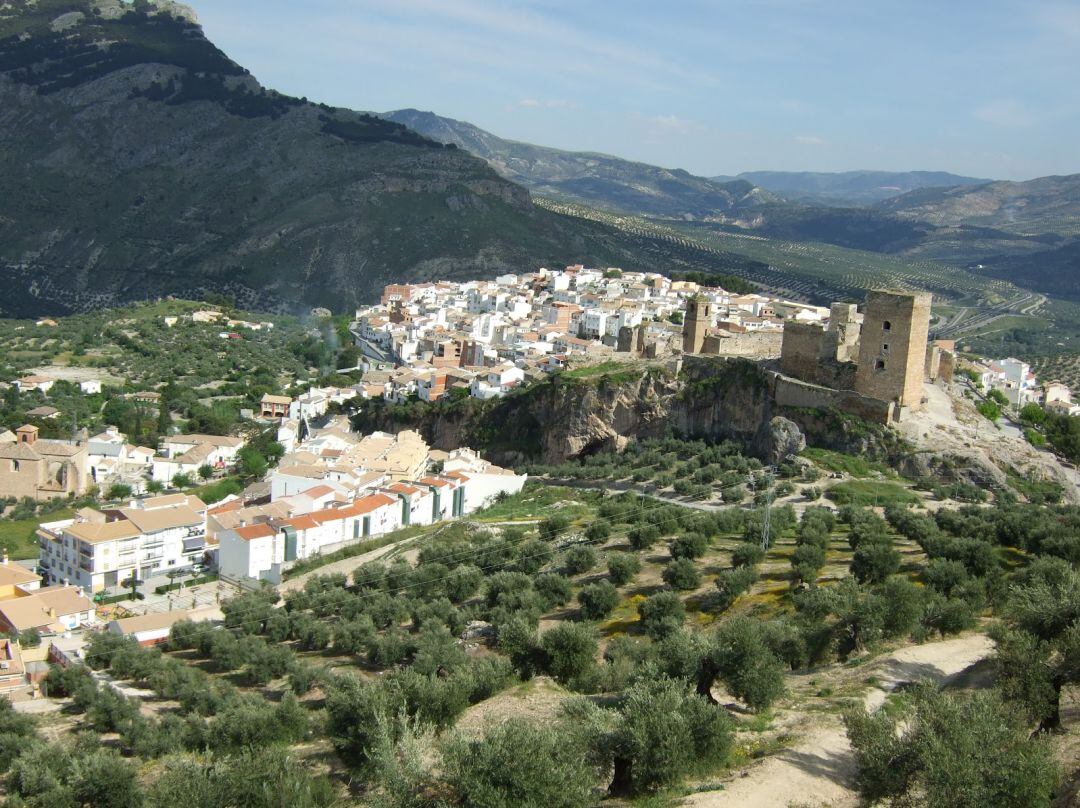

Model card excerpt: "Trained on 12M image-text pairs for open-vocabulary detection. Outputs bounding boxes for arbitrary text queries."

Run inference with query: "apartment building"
[37,495,208,592]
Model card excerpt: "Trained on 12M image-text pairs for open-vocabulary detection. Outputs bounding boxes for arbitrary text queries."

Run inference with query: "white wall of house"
[460,472,528,513]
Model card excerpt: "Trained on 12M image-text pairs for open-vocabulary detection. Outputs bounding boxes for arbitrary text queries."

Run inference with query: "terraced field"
[536,197,1020,305]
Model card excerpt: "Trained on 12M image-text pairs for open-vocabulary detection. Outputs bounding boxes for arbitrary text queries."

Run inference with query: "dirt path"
[278,540,415,593]
[277,520,538,593]
[681,633,994,808]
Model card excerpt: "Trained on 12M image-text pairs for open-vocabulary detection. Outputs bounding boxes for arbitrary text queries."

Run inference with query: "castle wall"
[702,330,782,359]
[780,322,856,388]
[828,302,861,362]
[780,322,828,377]
[770,373,895,424]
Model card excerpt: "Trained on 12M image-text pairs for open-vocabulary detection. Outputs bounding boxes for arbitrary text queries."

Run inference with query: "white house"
[14,375,55,394]
[217,493,399,581]
[441,449,528,512]
[153,434,245,484]
[79,380,103,395]
[0,585,94,635]
[289,388,332,421]
[469,363,525,400]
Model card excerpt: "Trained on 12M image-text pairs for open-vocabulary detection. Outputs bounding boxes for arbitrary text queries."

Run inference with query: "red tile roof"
[234,523,275,542]
[283,514,320,531]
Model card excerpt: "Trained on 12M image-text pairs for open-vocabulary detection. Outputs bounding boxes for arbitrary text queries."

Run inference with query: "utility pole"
[759,466,775,552]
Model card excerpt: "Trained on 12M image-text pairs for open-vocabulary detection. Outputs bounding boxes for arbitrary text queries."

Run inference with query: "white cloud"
[974,99,1034,127]
[794,134,825,145]
[518,98,576,109]
[649,114,694,134]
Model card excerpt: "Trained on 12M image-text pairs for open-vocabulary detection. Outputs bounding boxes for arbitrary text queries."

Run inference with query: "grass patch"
[825,480,920,507]
[559,360,643,383]
[0,509,73,559]
[802,447,893,478]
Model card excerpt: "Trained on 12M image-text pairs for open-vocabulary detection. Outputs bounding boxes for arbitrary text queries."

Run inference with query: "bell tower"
[682,296,710,354]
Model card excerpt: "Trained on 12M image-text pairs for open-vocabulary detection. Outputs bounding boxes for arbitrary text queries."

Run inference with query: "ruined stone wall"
[854,291,931,408]
[771,373,895,424]
[780,322,827,377]
[829,302,861,362]
[702,330,782,359]
[779,322,855,388]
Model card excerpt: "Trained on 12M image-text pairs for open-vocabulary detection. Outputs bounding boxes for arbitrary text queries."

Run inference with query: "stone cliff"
[351,358,908,468]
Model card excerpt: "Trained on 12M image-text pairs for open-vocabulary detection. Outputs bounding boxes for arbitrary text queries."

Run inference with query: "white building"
[217,493,399,582]
[79,380,103,395]
[153,434,245,484]
[37,494,208,592]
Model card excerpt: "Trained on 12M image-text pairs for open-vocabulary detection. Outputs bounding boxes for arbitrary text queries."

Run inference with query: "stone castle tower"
[682,296,711,354]
[854,290,932,408]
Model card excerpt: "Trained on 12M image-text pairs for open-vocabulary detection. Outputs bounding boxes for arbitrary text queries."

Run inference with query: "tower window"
[875,359,886,370]
[882,321,892,331]
[882,343,889,352]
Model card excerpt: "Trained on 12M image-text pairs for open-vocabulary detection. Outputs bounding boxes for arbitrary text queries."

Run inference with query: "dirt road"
[681,633,994,808]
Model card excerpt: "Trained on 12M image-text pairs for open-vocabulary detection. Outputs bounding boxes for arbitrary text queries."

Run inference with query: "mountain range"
[713,170,990,206]
[382,109,1080,298]
[0,0,1077,316]
[0,0,770,316]
[381,109,776,220]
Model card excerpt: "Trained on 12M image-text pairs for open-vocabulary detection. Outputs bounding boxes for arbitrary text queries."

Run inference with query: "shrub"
[577,581,619,621]
[584,519,612,543]
[446,718,596,808]
[607,552,641,586]
[608,677,733,795]
[563,545,597,575]
[628,524,660,551]
[713,566,758,612]
[539,623,598,686]
[731,542,765,568]
[533,573,573,610]
[638,591,685,640]
[662,558,701,591]
[539,513,571,541]
[844,686,1058,808]
[670,532,709,560]
[851,542,901,584]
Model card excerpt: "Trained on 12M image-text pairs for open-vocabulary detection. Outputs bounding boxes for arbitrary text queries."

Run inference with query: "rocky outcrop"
[353,358,906,466]
[754,417,807,465]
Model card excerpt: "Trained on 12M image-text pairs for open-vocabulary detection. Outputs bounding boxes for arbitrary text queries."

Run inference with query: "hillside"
[879,173,1080,233]
[713,170,989,206]
[381,108,776,219]
[0,1,769,318]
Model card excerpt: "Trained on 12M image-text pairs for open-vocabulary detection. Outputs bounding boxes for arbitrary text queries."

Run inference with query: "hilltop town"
[0,271,1078,807]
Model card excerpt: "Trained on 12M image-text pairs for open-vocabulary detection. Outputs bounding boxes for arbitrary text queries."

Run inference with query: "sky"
[193,0,1080,181]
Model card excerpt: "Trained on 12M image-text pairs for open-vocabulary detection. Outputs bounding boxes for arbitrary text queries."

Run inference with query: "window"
[875,359,886,370]
[10,460,18,472]
[882,343,889,352]
[882,320,892,331]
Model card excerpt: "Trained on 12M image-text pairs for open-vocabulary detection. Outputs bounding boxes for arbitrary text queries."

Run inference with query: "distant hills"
[381,109,776,219]
[380,109,1080,300]
[879,174,1080,232]
[712,170,990,207]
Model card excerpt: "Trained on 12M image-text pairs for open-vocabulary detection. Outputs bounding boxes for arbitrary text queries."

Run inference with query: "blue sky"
[194,0,1080,180]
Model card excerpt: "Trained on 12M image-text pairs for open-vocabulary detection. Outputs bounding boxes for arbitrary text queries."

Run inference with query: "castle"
[775,289,952,422]
[681,288,953,424]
